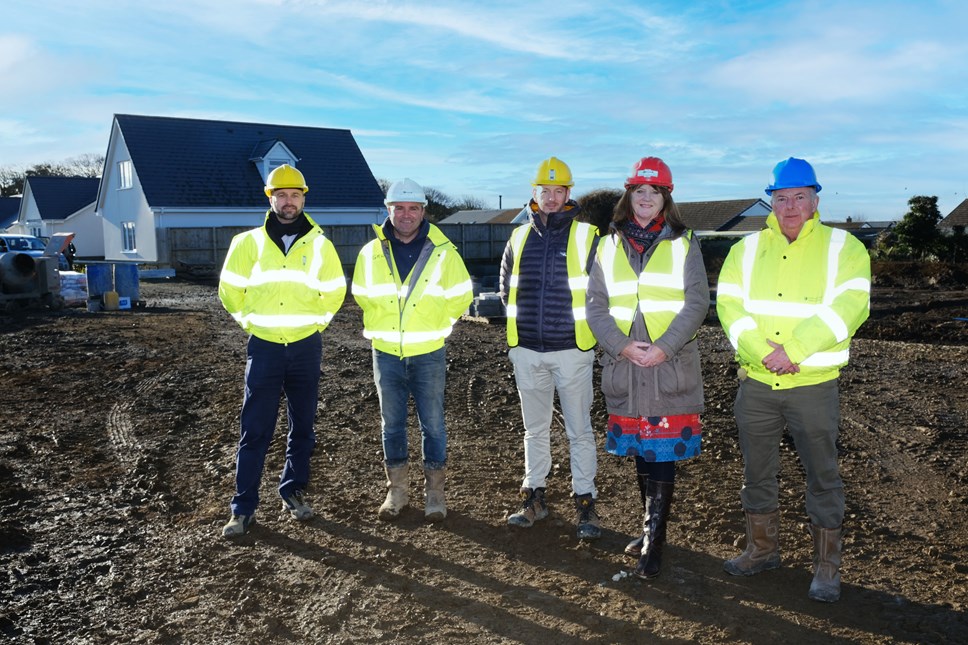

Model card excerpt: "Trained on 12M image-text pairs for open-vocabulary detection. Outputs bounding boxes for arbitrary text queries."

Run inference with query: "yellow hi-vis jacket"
[218,212,347,344]
[352,223,473,358]
[504,220,598,350]
[596,232,691,340]
[716,212,871,389]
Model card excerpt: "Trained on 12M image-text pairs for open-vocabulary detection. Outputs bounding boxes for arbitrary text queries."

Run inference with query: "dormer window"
[250,140,299,183]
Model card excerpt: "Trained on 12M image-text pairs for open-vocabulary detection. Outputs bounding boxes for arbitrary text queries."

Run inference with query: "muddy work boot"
[424,467,446,522]
[222,513,255,538]
[808,524,842,602]
[378,464,410,521]
[574,493,602,541]
[281,490,313,521]
[723,509,781,576]
[507,487,548,528]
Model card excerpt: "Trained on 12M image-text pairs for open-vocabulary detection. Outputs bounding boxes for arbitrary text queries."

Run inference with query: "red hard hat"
[625,157,673,192]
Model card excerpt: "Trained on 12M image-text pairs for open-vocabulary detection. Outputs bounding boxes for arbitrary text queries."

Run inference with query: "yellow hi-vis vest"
[351,223,473,358]
[596,232,690,341]
[218,214,346,344]
[716,213,871,389]
[505,220,598,350]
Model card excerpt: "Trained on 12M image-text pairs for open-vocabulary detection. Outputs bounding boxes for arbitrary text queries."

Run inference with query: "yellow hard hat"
[531,156,574,187]
[264,164,309,197]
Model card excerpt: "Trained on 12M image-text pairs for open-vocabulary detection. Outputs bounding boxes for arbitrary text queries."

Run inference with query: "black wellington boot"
[633,480,674,579]
[624,473,650,556]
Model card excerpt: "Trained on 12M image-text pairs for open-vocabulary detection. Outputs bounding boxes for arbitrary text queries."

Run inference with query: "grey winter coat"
[586,226,710,418]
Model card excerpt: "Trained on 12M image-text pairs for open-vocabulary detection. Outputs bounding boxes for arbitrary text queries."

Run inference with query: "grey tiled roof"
[677,198,767,231]
[25,177,99,220]
[941,199,968,229]
[441,209,521,224]
[113,114,385,209]
[0,197,21,228]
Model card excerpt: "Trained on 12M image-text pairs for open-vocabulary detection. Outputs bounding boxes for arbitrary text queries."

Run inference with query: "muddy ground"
[1,261,967,644]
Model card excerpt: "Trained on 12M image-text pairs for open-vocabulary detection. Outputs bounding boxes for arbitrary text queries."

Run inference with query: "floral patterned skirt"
[605,413,702,462]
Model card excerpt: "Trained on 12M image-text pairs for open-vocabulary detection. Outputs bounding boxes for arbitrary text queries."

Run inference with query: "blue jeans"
[231,333,321,516]
[373,347,447,470]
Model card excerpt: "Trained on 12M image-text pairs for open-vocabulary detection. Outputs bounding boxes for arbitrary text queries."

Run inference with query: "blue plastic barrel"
[86,264,113,298]
[114,263,140,303]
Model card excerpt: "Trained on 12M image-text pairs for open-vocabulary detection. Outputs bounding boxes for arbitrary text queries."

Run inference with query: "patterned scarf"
[622,215,665,254]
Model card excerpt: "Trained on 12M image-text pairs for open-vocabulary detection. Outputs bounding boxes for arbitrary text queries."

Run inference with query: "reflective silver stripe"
[726,316,757,349]
[639,300,684,314]
[354,282,397,298]
[832,277,871,298]
[817,304,849,343]
[608,282,639,296]
[219,269,248,288]
[573,222,594,263]
[800,349,850,366]
[505,304,518,317]
[717,282,743,299]
[445,279,473,299]
[573,306,587,321]
[609,305,636,321]
[364,328,454,343]
[569,275,589,290]
[243,312,336,327]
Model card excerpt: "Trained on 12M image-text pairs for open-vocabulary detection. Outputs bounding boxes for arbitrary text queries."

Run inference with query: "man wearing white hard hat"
[352,178,473,522]
[716,157,871,602]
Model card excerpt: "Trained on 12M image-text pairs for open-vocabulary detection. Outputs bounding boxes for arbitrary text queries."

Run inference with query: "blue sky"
[3,0,967,221]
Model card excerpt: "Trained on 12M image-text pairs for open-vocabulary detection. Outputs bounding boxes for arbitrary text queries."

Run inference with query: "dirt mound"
[871,260,968,289]
[1,278,966,643]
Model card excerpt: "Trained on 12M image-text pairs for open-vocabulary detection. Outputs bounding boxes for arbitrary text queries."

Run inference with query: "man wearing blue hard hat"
[716,157,871,602]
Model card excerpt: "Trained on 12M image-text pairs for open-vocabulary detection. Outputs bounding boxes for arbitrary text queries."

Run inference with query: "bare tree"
[452,196,489,211]
[0,154,105,196]
[61,153,105,177]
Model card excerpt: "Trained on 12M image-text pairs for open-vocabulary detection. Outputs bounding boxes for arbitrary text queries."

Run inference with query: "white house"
[10,176,102,257]
[96,114,386,263]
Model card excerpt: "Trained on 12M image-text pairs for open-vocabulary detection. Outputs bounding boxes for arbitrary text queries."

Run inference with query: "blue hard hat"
[765,157,822,196]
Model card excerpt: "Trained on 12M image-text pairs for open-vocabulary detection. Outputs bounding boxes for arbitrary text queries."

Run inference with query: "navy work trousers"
[230,332,321,516]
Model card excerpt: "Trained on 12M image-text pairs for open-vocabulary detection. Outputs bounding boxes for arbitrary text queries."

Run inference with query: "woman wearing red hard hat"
[585,156,710,579]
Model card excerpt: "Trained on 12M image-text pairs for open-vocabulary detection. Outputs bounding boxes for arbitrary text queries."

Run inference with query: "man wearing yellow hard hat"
[500,157,602,541]
[217,164,346,538]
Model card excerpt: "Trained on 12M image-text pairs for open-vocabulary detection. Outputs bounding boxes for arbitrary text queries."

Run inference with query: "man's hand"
[762,339,800,375]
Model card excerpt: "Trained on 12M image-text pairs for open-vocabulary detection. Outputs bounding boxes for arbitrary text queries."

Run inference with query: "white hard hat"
[385,178,427,206]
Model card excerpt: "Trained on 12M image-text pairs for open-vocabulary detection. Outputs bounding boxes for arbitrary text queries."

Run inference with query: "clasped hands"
[762,339,800,375]
[620,341,667,368]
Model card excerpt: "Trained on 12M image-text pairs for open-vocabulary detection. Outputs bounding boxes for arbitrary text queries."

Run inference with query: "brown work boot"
[507,487,548,528]
[808,524,842,602]
[723,509,781,576]
[378,464,409,521]
[424,467,446,522]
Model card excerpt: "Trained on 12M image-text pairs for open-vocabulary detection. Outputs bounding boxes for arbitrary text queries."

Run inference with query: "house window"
[118,160,133,189]
[122,221,137,252]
